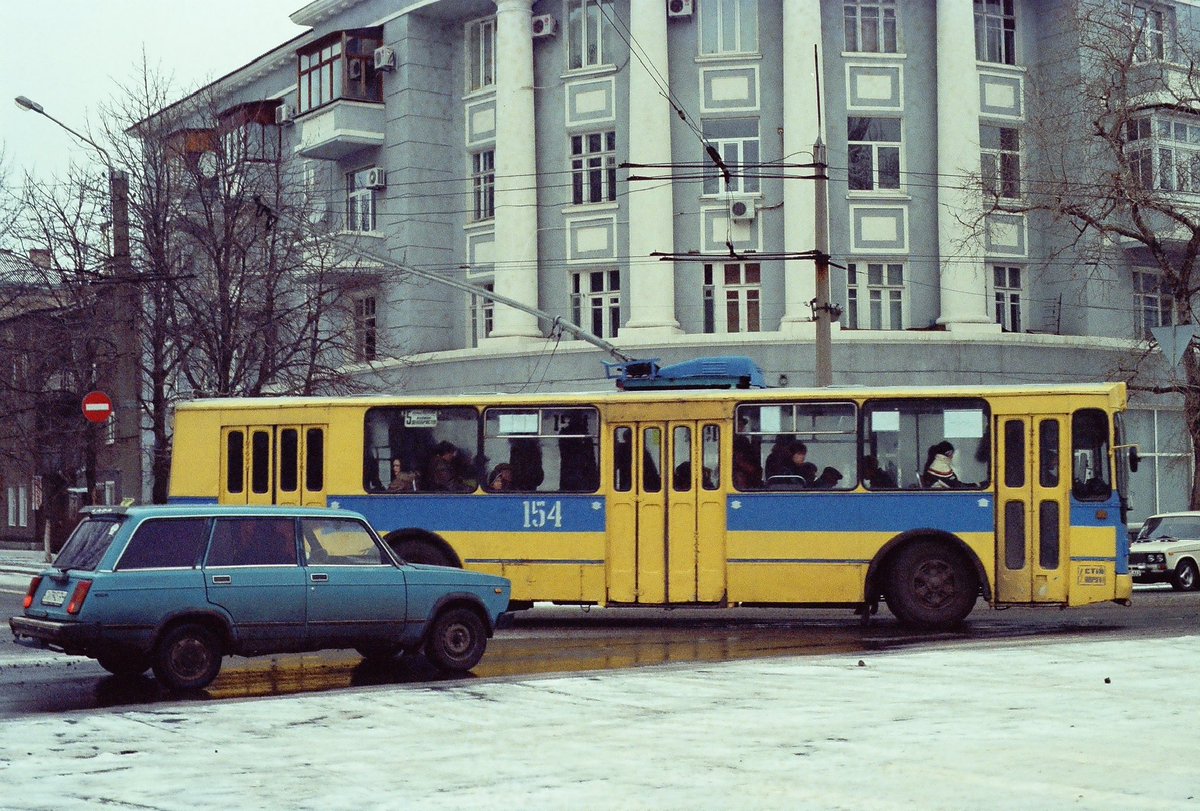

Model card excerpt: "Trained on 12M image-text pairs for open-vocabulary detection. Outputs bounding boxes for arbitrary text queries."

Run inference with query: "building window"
[346,168,378,232]
[847,117,901,192]
[974,0,1015,65]
[354,296,377,362]
[992,265,1023,332]
[981,124,1021,199]
[7,485,27,528]
[1123,2,1168,61]
[699,0,758,55]
[703,262,761,334]
[1134,268,1173,338]
[845,262,905,330]
[702,119,760,195]
[567,0,614,70]
[298,28,383,113]
[1126,114,1200,193]
[571,131,617,205]
[218,102,281,164]
[472,149,495,220]
[105,414,116,446]
[471,282,494,346]
[844,0,898,53]
[466,17,496,92]
[571,270,621,339]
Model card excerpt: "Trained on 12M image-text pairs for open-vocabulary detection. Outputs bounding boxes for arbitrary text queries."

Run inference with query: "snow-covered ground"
[0,630,1194,811]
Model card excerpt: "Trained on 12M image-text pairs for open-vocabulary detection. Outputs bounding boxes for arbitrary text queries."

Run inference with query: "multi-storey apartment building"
[153,0,1200,520]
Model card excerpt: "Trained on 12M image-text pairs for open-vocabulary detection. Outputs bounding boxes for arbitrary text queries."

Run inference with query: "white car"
[1130,512,1200,591]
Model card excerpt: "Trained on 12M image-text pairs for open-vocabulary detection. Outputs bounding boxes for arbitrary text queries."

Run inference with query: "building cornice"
[291,0,363,27]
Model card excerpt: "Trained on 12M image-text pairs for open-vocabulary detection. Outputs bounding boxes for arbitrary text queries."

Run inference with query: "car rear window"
[54,518,124,571]
[116,518,211,570]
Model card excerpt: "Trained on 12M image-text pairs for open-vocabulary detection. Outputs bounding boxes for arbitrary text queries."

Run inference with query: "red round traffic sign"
[82,391,113,423]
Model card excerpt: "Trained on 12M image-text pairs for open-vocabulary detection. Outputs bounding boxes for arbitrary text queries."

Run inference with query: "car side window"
[300,518,387,565]
[206,518,298,567]
[117,518,211,570]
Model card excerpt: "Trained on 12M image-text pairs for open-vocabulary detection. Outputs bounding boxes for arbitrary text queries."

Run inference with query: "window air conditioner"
[374,46,396,72]
[365,167,387,190]
[728,196,756,223]
[274,104,294,126]
[531,14,558,38]
[667,0,694,18]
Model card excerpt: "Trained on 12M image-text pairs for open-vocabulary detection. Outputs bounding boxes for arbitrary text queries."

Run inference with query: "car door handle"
[310,573,328,582]
[211,575,232,584]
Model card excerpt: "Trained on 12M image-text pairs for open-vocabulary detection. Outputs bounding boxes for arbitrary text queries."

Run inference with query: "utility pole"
[812,138,833,387]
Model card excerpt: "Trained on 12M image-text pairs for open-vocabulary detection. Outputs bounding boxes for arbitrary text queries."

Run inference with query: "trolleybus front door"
[995,414,1069,603]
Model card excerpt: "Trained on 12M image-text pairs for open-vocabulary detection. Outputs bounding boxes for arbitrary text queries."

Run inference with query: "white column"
[622,0,681,337]
[490,0,541,338]
[779,0,824,336]
[935,0,997,332]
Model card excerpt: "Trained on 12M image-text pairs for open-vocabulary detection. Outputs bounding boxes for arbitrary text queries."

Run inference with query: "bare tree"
[0,164,121,540]
[974,1,1200,506]
[98,63,391,500]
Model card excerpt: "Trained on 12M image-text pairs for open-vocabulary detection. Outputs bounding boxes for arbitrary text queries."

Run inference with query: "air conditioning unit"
[531,14,558,38]
[667,0,694,18]
[274,103,294,126]
[728,196,756,223]
[365,167,387,190]
[373,45,396,72]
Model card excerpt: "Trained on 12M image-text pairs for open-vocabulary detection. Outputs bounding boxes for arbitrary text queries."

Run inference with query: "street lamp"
[14,95,141,545]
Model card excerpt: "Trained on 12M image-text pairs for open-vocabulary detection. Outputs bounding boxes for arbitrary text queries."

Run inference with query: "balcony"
[294,100,385,160]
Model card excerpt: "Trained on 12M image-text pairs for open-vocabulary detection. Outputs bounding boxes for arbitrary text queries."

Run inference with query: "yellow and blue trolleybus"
[169,357,1135,628]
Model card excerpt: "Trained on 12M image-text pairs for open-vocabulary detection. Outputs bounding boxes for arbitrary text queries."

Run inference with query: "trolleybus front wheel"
[884,540,978,630]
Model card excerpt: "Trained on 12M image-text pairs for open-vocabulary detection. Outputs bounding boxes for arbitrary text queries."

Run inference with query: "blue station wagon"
[9,505,511,690]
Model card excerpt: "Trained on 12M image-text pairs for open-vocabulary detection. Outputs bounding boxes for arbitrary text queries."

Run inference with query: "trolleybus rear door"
[996,415,1069,603]
[220,424,327,507]
[220,426,274,506]
[275,425,327,507]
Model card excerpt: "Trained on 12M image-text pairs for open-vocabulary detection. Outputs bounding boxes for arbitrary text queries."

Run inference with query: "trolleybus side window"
[483,406,600,493]
[363,407,481,493]
[734,401,856,490]
[861,398,990,490]
[1071,409,1111,501]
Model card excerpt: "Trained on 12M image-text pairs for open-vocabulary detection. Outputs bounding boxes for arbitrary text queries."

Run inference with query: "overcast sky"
[2,0,305,181]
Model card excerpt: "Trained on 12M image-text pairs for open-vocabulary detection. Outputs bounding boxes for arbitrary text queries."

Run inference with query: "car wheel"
[96,653,150,677]
[424,607,487,672]
[355,643,403,661]
[1171,559,1200,592]
[152,624,223,691]
[884,540,978,630]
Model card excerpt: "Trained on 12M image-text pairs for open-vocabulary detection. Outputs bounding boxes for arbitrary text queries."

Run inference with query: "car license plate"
[41,589,67,607]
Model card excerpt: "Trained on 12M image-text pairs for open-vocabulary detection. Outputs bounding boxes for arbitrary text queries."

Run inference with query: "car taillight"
[66,581,92,615]
[22,576,42,610]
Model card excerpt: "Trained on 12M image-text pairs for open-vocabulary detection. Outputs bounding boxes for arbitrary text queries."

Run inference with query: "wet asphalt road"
[1,585,1196,718]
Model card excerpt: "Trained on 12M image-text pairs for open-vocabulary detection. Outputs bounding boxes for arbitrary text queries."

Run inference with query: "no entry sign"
[82,391,113,423]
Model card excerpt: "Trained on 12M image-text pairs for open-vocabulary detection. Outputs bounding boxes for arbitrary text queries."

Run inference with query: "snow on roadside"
[0,635,1194,811]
